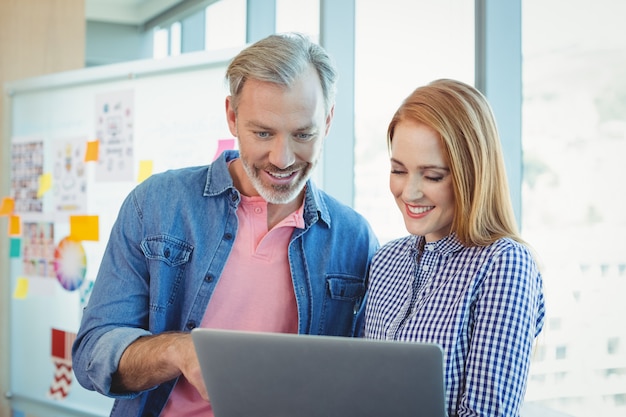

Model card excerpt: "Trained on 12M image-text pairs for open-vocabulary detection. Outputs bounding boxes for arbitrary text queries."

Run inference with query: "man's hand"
[111,332,209,401]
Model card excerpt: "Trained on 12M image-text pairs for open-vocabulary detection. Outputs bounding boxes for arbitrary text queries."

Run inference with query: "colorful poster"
[22,222,55,278]
[94,90,135,182]
[48,328,77,400]
[53,137,88,212]
[10,139,44,213]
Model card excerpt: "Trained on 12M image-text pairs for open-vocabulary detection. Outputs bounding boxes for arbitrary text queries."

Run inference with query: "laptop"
[191,328,447,417]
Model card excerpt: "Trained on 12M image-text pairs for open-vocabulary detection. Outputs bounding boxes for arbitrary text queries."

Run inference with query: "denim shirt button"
[186,321,196,330]
[224,232,233,240]
[204,274,214,283]
[164,248,170,258]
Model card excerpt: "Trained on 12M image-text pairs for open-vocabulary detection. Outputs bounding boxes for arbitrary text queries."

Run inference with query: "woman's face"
[389,120,455,242]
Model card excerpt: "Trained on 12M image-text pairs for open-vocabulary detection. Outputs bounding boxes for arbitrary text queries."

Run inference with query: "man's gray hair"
[226,32,338,115]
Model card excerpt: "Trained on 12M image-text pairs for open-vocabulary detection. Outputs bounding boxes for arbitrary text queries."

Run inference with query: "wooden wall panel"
[0,2,85,417]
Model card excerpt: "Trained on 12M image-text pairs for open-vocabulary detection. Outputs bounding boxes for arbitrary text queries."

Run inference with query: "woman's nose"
[403,178,424,201]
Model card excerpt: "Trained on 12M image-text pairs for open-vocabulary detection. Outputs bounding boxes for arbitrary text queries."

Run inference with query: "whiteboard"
[5,47,240,417]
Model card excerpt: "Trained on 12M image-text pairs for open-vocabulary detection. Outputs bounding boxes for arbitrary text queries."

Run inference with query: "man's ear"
[324,104,335,136]
[225,96,237,136]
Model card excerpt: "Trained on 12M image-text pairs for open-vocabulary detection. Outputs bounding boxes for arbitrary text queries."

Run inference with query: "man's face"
[226,65,333,204]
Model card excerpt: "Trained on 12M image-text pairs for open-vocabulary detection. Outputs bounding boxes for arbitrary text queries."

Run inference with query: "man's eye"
[256,132,270,139]
[295,133,314,141]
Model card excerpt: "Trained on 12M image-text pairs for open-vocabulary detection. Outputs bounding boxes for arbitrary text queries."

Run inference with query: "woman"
[364,79,545,417]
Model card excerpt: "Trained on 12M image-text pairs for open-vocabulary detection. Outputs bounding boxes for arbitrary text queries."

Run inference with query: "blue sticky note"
[10,238,21,258]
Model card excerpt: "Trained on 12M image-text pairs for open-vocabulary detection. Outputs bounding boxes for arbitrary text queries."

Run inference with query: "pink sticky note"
[212,138,236,161]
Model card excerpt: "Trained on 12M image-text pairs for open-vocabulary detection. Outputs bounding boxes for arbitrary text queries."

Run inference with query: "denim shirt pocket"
[321,275,366,336]
[141,235,194,310]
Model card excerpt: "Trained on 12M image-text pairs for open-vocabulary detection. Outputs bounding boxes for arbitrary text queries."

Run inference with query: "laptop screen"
[192,328,446,417]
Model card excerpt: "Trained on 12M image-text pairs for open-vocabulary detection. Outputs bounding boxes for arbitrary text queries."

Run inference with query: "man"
[72,33,379,416]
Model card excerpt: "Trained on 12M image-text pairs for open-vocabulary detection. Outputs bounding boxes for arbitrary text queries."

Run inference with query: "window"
[152,21,182,58]
[170,22,182,56]
[205,0,246,51]
[549,317,562,331]
[522,1,626,416]
[276,0,319,40]
[607,337,621,355]
[153,27,169,58]
[354,0,474,244]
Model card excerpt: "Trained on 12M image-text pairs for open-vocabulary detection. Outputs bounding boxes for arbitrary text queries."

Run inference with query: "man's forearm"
[111,332,191,393]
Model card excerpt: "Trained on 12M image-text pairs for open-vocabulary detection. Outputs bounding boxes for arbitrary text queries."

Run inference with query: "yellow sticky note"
[8,215,21,236]
[137,160,153,183]
[14,277,29,299]
[70,215,99,241]
[37,173,53,197]
[0,197,15,216]
[85,140,99,162]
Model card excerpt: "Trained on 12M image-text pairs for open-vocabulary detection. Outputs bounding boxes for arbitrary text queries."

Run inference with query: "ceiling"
[85,0,187,25]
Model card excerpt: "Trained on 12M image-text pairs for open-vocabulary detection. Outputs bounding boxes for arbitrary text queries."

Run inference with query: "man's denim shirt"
[72,150,379,417]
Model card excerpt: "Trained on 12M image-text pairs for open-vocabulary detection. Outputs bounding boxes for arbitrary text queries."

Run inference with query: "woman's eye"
[390,169,406,175]
[425,175,444,182]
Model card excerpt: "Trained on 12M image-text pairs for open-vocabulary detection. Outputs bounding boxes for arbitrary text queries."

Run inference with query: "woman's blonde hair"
[387,79,521,247]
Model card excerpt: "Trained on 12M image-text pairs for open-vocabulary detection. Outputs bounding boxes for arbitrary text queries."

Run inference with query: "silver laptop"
[191,328,447,417]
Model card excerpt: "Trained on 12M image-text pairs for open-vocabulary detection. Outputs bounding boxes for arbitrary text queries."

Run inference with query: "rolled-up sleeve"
[72,188,153,398]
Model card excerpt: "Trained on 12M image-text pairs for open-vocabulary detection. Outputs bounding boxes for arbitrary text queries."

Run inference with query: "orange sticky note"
[37,173,53,197]
[0,197,15,216]
[85,140,99,162]
[70,215,99,241]
[13,277,29,299]
[137,160,153,183]
[8,215,21,236]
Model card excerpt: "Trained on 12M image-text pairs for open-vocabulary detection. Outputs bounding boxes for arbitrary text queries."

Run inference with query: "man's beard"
[241,158,314,204]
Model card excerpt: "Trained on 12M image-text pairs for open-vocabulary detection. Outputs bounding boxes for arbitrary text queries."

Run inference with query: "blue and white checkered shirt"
[364,233,545,417]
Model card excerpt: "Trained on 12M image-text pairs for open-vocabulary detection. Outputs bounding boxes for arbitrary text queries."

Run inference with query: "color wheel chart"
[53,237,86,291]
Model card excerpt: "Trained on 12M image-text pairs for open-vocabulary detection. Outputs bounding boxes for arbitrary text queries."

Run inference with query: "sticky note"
[69,215,99,241]
[137,160,153,183]
[0,197,14,216]
[85,140,99,162]
[37,173,53,197]
[13,277,29,299]
[212,138,236,161]
[10,237,21,257]
[9,215,21,236]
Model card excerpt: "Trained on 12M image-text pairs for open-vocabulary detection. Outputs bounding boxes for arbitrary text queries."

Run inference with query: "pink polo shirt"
[161,194,303,416]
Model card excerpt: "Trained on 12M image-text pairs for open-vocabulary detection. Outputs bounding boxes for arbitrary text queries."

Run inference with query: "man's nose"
[269,136,296,169]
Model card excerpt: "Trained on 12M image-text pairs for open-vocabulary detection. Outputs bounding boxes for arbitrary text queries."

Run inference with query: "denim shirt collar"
[204,150,331,229]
